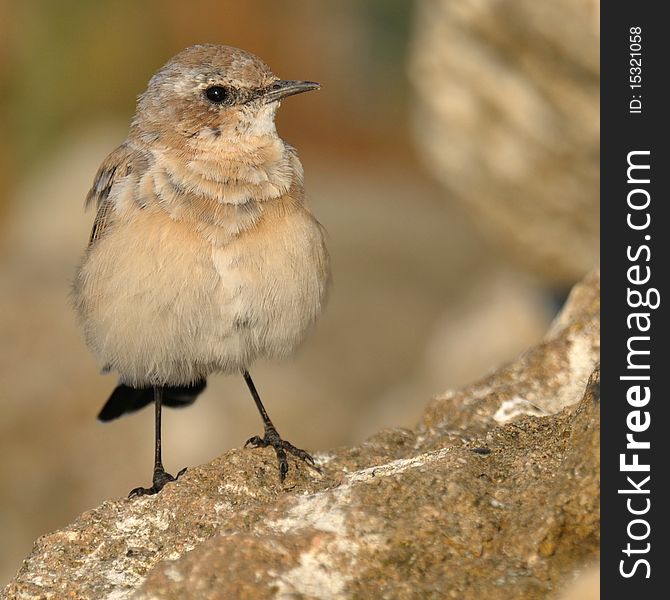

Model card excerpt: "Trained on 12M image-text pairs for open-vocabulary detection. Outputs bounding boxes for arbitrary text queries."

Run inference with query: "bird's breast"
[209,204,330,360]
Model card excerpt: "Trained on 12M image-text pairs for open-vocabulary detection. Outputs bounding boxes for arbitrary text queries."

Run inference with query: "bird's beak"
[261,80,320,104]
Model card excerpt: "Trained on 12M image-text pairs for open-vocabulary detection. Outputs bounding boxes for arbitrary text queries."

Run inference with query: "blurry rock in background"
[0,0,599,585]
[409,0,600,289]
[557,565,600,600]
[403,0,600,430]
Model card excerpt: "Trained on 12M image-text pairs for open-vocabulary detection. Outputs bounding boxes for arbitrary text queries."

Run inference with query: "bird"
[73,44,330,497]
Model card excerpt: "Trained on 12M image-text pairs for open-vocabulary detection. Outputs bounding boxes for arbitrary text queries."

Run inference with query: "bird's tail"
[97,380,207,422]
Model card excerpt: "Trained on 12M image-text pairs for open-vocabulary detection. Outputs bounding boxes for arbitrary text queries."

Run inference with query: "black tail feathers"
[97,380,207,422]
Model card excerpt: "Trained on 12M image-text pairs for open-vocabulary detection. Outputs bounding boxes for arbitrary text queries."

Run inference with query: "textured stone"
[2,271,600,600]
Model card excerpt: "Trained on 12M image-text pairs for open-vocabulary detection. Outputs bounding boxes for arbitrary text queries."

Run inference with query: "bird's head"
[132,44,319,146]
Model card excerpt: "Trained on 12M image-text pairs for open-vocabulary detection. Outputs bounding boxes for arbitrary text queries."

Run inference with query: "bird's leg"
[242,370,316,481]
[129,386,186,497]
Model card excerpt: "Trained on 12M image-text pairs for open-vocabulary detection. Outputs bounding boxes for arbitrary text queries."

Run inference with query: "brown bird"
[73,44,330,496]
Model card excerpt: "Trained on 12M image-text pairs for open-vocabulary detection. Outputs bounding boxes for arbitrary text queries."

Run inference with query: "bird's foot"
[245,427,316,481]
[128,465,187,498]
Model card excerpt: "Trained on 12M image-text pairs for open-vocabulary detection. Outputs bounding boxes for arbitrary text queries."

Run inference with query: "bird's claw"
[128,466,187,498]
[245,427,316,481]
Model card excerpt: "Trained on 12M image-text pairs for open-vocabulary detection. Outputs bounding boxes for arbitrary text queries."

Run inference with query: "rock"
[408,0,600,287]
[1,271,600,600]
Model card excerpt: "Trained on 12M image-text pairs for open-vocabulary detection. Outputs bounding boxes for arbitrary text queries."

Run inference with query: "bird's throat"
[146,137,303,245]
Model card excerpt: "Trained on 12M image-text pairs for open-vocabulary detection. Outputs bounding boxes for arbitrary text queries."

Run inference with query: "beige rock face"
[409,0,600,286]
[1,271,600,600]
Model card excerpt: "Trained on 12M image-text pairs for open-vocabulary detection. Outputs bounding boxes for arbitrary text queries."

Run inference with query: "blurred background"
[0,0,599,583]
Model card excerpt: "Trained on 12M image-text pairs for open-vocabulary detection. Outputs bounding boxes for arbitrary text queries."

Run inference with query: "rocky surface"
[2,271,600,600]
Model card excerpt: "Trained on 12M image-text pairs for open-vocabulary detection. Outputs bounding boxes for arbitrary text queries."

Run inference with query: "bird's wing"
[86,143,141,246]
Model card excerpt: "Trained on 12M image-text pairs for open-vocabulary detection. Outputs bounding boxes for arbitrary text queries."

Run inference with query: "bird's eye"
[204,86,230,105]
